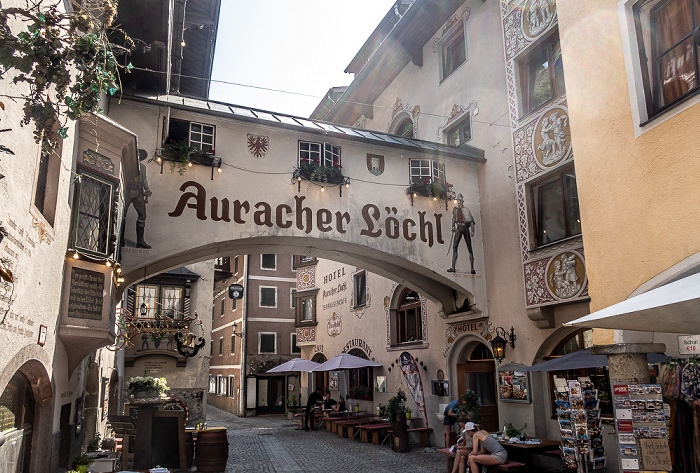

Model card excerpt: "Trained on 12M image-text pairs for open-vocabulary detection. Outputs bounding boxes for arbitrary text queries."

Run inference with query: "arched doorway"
[0,371,36,472]
[456,343,498,432]
[311,353,328,391]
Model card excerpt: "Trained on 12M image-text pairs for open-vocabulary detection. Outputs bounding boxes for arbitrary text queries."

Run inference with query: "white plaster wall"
[107,99,487,316]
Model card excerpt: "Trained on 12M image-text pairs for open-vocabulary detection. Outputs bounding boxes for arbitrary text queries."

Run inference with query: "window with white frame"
[261,254,276,270]
[409,159,446,186]
[231,332,236,354]
[168,118,215,152]
[210,339,213,356]
[298,141,341,168]
[232,297,237,311]
[228,376,235,398]
[34,136,63,227]
[439,20,467,81]
[73,170,115,256]
[353,271,367,308]
[259,333,276,354]
[218,375,227,395]
[519,33,565,115]
[291,288,296,309]
[260,286,277,307]
[291,334,301,354]
[220,298,225,316]
[234,256,239,274]
[530,165,581,247]
[209,375,216,393]
[444,114,472,147]
[632,0,700,119]
[135,285,184,319]
[293,290,317,325]
[218,337,223,356]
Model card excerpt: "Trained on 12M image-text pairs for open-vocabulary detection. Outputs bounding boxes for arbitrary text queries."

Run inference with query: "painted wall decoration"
[367,154,384,176]
[436,101,477,142]
[297,327,316,343]
[327,312,342,337]
[533,107,571,168]
[443,319,491,357]
[83,149,115,175]
[432,5,471,53]
[523,248,588,306]
[297,266,315,291]
[546,251,586,300]
[32,217,53,244]
[399,352,428,427]
[246,133,269,158]
[386,98,420,138]
[522,0,556,40]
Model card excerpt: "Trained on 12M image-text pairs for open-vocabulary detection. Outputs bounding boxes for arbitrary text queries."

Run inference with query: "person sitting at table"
[443,399,460,447]
[464,422,508,473]
[322,392,337,417]
[304,387,324,431]
[450,417,474,473]
[330,395,346,417]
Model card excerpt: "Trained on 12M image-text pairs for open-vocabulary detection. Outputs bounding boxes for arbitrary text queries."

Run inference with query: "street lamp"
[490,327,516,364]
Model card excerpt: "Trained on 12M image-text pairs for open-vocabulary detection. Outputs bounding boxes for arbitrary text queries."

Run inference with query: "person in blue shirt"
[443,399,460,447]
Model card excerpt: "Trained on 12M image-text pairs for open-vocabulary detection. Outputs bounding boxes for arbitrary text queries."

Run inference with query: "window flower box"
[294,160,345,185]
[406,179,455,201]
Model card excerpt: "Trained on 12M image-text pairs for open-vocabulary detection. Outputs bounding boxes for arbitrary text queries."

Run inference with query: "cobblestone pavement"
[205,405,445,473]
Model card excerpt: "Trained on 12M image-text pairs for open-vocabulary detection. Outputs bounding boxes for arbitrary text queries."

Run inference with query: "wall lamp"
[232,321,243,338]
[490,326,516,364]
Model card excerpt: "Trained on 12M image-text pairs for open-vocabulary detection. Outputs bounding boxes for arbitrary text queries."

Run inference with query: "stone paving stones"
[205,406,444,472]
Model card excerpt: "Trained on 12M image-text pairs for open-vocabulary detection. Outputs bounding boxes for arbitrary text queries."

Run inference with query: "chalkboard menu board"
[67,267,104,320]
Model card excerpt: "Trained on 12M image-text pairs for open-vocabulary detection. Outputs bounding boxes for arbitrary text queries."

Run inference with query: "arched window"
[348,349,373,401]
[311,353,328,391]
[396,289,422,344]
[395,118,414,137]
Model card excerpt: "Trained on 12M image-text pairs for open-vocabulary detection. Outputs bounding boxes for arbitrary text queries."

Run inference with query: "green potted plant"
[295,159,345,185]
[504,421,528,440]
[457,390,482,423]
[126,370,170,399]
[385,389,409,452]
[86,433,101,452]
[72,453,93,473]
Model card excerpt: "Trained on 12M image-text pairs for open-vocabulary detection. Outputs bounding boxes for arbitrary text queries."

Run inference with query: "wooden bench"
[436,448,526,472]
[335,417,375,438]
[407,427,433,447]
[358,422,391,444]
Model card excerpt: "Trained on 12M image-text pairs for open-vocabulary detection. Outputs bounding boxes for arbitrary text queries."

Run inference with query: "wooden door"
[456,361,499,432]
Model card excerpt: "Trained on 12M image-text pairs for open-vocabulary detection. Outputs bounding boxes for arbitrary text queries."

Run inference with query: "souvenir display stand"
[611,382,671,472]
[554,377,605,472]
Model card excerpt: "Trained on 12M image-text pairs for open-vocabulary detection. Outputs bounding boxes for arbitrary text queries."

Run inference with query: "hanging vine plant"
[0,0,133,154]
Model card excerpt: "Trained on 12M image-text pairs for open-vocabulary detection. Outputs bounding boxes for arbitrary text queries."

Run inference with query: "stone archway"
[0,348,53,473]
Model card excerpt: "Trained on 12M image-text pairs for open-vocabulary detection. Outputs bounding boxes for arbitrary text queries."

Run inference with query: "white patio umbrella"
[312,352,382,371]
[266,358,320,373]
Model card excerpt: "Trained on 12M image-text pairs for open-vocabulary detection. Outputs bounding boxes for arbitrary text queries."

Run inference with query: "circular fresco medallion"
[522,0,557,40]
[437,369,445,382]
[545,251,586,300]
[302,273,311,284]
[533,106,571,168]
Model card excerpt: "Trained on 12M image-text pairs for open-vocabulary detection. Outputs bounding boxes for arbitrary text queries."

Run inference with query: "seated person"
[464,422,508,473]
[450,417,474,473]
[322,392,337,417]
[330,395,346,417]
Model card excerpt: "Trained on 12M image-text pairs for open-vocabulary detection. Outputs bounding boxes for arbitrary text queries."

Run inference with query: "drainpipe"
[240,255,249,416]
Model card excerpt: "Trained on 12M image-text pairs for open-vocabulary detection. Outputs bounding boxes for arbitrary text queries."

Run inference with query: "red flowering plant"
[406,177,455,200]
[295,158,345,185]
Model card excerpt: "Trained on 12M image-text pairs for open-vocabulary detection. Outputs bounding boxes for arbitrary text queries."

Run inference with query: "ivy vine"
[0,0,132,153]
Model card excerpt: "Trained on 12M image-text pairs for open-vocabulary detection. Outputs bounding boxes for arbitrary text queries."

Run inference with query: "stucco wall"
[556,1,700,315]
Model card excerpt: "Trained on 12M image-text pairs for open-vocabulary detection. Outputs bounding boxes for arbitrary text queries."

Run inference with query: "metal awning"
[565,272,700,334]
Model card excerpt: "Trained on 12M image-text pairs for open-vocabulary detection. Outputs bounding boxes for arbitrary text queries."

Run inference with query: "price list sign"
[613,384,671,472]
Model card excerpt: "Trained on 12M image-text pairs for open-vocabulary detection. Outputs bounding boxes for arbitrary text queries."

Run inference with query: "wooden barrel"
[185,430,195,468]
[195,428,229,472]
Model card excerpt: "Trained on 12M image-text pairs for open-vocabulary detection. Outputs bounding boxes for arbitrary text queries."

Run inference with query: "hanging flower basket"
[294,160,345,185]
[406,179,455,200]
[158,140,217,174]
[126,371,170,398]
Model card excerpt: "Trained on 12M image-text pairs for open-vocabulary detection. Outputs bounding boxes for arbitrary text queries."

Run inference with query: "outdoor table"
[497,436,561,473]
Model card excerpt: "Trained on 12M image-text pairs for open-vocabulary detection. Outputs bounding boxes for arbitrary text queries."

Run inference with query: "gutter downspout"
[240,255,249,416]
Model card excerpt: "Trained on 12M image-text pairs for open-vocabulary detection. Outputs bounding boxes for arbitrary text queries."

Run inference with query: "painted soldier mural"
[447,194,476,274]
[121,149,153,248]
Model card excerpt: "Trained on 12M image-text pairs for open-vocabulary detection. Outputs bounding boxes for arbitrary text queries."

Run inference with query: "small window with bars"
[73,172,114,256]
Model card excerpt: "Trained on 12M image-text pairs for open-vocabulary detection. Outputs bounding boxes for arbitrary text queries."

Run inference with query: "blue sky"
[209,1,396,118]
